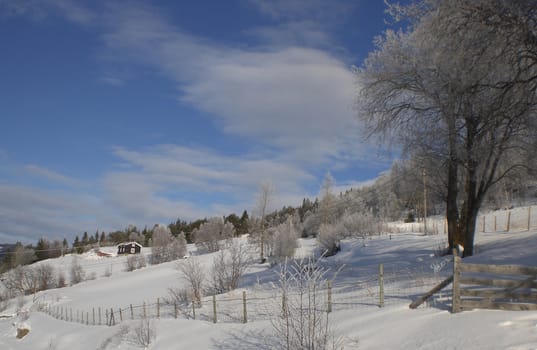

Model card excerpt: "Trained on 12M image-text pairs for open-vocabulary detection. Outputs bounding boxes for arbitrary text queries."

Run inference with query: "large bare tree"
[356,0,537,256]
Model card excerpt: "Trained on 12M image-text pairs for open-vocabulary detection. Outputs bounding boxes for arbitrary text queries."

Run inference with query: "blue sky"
[0,0,397,244]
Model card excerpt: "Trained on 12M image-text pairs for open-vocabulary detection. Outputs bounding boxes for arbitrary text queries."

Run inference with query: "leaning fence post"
[452,249,461,313]
[119,308,123,322]
[110,308,115,326]
[242,291,247,324]
[327,280,333,313]
[379,264,384,308]
[212,295,217,324]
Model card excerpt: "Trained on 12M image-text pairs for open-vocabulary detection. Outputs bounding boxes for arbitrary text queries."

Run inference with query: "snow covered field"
[1,225,537,349]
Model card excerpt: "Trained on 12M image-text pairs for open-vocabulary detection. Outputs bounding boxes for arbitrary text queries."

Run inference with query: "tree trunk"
[446,113,459,252]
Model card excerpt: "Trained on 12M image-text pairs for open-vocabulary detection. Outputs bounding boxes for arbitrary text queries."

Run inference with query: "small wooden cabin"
[117,242,142,255]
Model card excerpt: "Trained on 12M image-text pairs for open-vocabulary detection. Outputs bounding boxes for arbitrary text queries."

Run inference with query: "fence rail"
[453,256,537,312]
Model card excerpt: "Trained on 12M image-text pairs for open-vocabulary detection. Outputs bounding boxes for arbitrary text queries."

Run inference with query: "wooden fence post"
[93,308,95,325]
[327,280,332,313]
[119,308,123,322]
[212,295,217,324]
[242,291,247,324]
[452,250,461,313]
[70,308,73,322]
[157,298,160,319]
[507,211,511,232]
[77,310,80,323]
[105,309,108,326]
[143,302,146,318]
[482,216,486,232]
[379,264,384,308]
[130,304,133,320]
[174,301,178,319]
[192,300,196,320]
[86,312,89,325]
[110,308,115,326]
[494,215,497,232]
[528,207,532,231]
[99,307,101,325]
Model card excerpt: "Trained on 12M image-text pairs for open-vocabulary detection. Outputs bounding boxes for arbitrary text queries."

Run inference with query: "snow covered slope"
[1,228,536,349]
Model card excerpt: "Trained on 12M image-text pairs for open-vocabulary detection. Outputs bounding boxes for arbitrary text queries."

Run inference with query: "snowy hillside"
[1,226,537,349]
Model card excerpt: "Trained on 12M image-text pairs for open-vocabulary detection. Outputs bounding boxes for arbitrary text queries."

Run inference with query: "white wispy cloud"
[100,4,361,167]
[24,164,83,187]
[0,0,95,24]
[105,145,316,220]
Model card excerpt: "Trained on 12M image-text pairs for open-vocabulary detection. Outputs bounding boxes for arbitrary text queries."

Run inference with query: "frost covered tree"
[356,0,537,256]
[210,241,250,293]
[151,224,187,264]
[193,217,234,253]
[319,172,336,225]
[177,258,205,304]
[252,181,274,262]
[270,216,299,261]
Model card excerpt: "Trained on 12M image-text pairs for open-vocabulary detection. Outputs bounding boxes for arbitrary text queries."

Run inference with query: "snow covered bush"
[125,254,146,271]
[177,257,205,305]
[3,266,36,296]
[151,225,187,264]
[317,224,341,257]
[270,217,299,261]
[193,217,234,253]
[210,241,250,293]
[134,315,155,348]
[272,258,342,350]
[70,256,85,285]
[35,264,56,291]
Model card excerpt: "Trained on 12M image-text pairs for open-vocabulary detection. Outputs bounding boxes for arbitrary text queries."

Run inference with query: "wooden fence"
[452,256,537,312]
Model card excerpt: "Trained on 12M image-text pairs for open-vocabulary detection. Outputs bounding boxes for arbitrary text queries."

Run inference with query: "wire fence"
[388,205,537,235]
[34,260,453,326]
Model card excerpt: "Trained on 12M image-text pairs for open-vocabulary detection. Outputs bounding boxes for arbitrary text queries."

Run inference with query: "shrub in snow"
[151,225,187,264]
[125,254,147,271]
[338,211,379,238]
[35,264,56,291]
[270,217,299,261]
[0,291,9,312]
[134,316,155,348]
[3,266,37,296]
[193,217,234,253]
[177,257,205,305]
[57,271,66,288]
[210,241,250,293]
[317,224,341,257]
[272,258,342,350]
[70,256,85,285]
